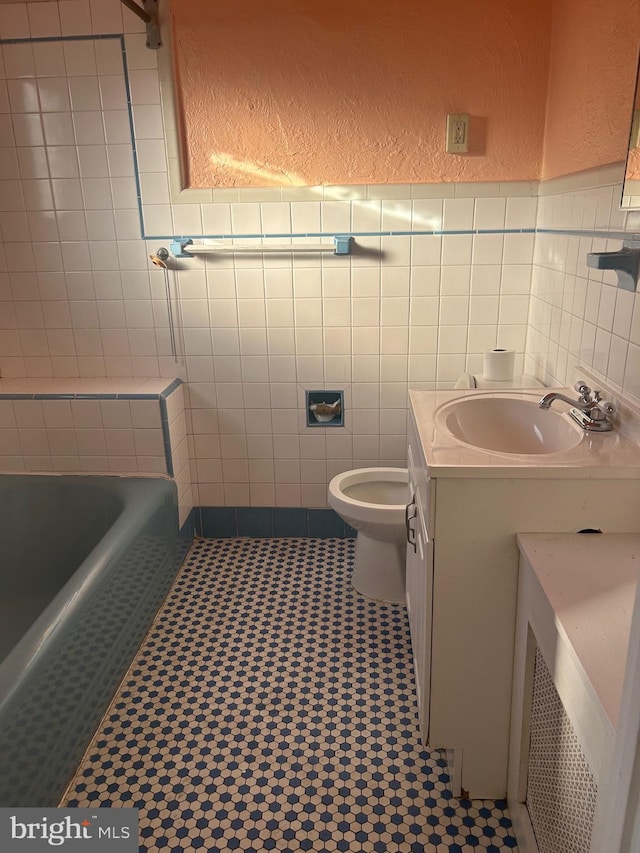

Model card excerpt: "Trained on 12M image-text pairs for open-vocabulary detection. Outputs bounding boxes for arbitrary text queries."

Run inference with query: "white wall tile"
[411,235,442,266]
[443,198,474,230]
[7,29,614,505]
[59,1,92,37]
[33,41,66,77]
[230,203,261,234]
[474,197,506,230]
[89,0,122,35]
[472,233,504,265]
[3,43,35,79]
[0,4,30,39]
[505,196,537,229]
[442,234,472,266]
[63,41,96,77]
[27,2,60,38]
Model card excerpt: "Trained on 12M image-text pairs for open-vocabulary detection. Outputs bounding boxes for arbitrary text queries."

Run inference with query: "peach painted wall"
[170,0,551,188]
[542,0,640,180]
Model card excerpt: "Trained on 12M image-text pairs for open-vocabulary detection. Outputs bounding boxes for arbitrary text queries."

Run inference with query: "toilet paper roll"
[483,348,515,382]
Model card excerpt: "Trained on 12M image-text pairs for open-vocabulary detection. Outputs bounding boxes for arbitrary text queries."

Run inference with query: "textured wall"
[542,0,640,179]
[170,0,551,188]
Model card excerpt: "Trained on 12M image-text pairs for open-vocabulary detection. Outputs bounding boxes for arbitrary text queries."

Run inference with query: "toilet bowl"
[328,467,409,604]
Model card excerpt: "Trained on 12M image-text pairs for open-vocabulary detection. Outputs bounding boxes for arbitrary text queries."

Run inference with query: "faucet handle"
[574,380,591,395]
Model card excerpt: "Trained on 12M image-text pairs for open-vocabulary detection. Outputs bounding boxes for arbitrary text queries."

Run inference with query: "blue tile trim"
[158,395,174,477]
[150,225,636,244]
[75,393,119,400]
[536,227,640,240]
[0,392,165,401]
[237,507,274,538]
[0,380,181,403]
[144,227,539,241]
[200,507,238,538]
[0,34,123,44]
[117,392,164,399]
[160,378,183,397]
[273,508,309,537]
[308,508,349,538]
[158,379,182,479]
[196,507,352,538]
[178,507,197,552]
[32,393,76,400]
[118,34,146,240]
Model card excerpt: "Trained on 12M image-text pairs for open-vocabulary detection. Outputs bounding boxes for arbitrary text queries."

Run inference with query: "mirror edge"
[621,44,640,210]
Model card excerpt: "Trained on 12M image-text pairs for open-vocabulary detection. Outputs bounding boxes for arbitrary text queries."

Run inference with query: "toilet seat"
[328,467,408,528]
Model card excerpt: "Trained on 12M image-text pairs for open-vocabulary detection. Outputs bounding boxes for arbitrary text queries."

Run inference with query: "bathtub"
[0,474,182,807]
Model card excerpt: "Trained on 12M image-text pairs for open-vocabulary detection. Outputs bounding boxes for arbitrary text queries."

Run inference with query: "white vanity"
[406,387,640,799]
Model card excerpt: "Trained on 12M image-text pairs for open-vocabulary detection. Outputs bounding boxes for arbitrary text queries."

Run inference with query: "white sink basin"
[437,395,584,455]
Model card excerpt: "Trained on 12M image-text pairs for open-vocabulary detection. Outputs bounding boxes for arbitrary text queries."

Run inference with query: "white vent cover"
[526,647,598,853]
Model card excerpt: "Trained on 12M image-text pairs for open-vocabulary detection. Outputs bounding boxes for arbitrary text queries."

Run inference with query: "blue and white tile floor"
[63,538,518,852]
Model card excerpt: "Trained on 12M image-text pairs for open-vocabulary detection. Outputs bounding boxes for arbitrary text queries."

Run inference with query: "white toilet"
[328,467,409,604]
[454,372,543,389]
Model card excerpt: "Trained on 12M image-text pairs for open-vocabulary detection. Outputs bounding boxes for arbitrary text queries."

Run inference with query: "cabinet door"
[406,443,434,744]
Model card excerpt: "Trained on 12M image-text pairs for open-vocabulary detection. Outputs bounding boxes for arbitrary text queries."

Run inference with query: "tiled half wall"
[0,376,192,527]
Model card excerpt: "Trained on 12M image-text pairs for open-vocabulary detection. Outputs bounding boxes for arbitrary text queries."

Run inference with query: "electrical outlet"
[446,113,469,153]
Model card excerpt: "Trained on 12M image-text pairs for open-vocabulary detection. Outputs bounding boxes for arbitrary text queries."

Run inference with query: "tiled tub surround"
[0,376,192,527]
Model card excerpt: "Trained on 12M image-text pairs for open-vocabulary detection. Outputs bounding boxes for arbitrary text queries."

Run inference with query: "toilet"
[328,467,409,604]
[454,372,543,389]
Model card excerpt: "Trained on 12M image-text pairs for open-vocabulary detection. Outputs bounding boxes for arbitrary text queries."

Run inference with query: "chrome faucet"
[538,381,616,432]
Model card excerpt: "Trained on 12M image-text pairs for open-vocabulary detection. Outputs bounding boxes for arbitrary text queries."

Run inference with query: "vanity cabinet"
[405,418,434,744]
[405,394,640,799]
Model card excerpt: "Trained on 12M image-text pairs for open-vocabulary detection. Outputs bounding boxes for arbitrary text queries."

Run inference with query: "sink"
[437,395,584,455]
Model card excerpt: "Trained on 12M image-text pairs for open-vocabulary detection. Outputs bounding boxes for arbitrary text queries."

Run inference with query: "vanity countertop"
[517,532,640,728]
[409,388,640,478]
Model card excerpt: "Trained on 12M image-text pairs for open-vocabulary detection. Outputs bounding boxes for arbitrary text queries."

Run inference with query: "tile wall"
[163,379,191,525]
[0,0,540,512]
[0,375,191,525]
[525,164,640,401]
[0,1,638,515]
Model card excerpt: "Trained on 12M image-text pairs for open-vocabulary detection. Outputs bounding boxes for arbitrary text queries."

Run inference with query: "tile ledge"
[0,377,182,400]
